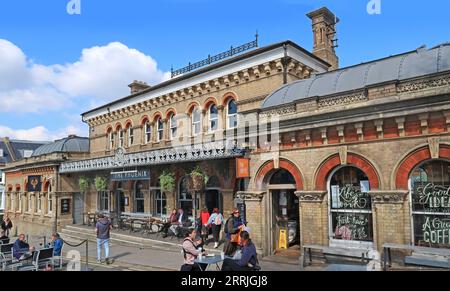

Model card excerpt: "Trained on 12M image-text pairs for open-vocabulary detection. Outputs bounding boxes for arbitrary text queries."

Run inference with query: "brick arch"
[15,184,21,192]
[222,92,238,106]
[315,153,380,191]
[105,125,113,134]
[203,97,218,111]
[255,159,304,190]
[7,184,13,192]
[124,119,133,129]
[187,101,201,114]
[114,122,122,132]
[151,111,163,122]
[165,108,177,119]
[140,115,150,125]
[395,145,450,190]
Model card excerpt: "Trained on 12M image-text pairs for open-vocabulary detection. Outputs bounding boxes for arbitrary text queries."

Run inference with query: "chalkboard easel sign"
[61,199,71,214]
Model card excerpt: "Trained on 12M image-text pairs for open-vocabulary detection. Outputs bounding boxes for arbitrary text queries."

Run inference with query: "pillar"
[236,191,265,253]
[296,191,328,248]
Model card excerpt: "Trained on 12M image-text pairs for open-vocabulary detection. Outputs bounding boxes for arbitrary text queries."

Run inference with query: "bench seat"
[405,254,450,269]
[303,244,370,267]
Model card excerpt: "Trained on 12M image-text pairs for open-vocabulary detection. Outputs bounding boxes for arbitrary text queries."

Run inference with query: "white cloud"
[0,124,88,142]
[0,39,168,113]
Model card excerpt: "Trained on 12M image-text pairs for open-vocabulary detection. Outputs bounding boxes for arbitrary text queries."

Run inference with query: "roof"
[0,139,48,164]
[82,40,330,118]
[262,43,450,109]
[32,135,89,157]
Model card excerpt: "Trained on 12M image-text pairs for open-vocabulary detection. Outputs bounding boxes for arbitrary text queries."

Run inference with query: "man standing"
[95,214,113,264]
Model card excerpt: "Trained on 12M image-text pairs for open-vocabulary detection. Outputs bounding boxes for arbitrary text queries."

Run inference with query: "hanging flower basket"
[189,166,209,191]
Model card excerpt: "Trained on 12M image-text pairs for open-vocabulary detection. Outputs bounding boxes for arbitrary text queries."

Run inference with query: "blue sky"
[0,0,449,141]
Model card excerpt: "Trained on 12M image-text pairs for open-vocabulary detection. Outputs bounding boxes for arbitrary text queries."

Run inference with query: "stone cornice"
[236,191,265,202]
[295,190,327,202]
[369,190,409,204]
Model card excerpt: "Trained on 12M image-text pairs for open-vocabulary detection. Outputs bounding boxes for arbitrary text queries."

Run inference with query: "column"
[295,191,328,247]
[236,191,265,252]
[369,190,410,251]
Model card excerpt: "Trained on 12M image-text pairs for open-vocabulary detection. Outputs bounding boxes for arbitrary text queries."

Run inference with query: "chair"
[17,248,54,271]
[0,243,14,271]
[52,243,64,270]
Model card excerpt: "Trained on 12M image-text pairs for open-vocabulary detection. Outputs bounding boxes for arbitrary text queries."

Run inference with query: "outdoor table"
[194,255,233,271]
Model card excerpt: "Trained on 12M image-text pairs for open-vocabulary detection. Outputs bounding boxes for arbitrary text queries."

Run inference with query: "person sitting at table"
[161,209,178,238]
[51,233,64,256]
[0,230,10,244]
[180,228,207,271]
[169,208,189,236]
[13,234,34,261]
[221,231,260,271]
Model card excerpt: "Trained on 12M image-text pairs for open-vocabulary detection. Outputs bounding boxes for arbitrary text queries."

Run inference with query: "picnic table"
[382,243,450,270]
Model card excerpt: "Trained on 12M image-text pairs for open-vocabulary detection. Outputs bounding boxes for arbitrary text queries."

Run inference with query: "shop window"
[155,191,167,217]
[170,113,177,140]
[99,191,108,211]
[179,177,193,216]
[135,182,145,213]
[270,169,296,185]
[192,107,201,136]
[209,104,218,132]
[329,166,373,242]
[410,160,450,247]
[227,99,237,129]
[145,121,152,144]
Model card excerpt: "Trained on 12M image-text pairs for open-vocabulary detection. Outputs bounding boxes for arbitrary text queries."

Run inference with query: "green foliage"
[94,176,108,191]
[78,177,89,192]
[190,166,209,185]
[159,171,175,193]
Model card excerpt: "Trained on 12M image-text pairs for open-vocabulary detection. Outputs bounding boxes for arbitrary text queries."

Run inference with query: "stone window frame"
[191,106,202,136]
[169,113,177,141]
[156,117,164,142]
[144,121,152,144]
[208,104,219,133]
[226,99,238,130]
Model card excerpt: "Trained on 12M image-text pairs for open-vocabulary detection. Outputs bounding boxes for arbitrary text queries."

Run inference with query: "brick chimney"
[128,80,151,95]
[307,7,339,70]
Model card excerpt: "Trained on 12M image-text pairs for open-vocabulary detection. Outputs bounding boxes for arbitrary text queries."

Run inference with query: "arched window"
[155,191,167,216]
[226,99,237,129]
[135,181,145,213]
[37,194,42,213]
[169,113,177,140]
[144,121,152,144]
[329,166,373,243]
[27,195,32,213]
[107,128,115,150]
[118,127,124,148]
[208,104,218,132]
[191,107,201,136]
[157,117,164,142]
[410,160,450,247]
[179,177,193,216]
[127,125,134,147]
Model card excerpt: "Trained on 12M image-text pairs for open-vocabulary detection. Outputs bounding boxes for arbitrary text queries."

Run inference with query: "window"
[157,118,164,142]
[410,160,450,247]
[48,195,53,214]
[169,113,177,140]
[178,177,193,217]
[192,107,201,136]
[155,191,167,216]
[37,195,42,213]
[128,127,134,147]
[329,166,373,242]
[145,121,152,144]
[119,129,124,148]
[18,194,22,212]
[23,150,33,158]
[28,195,32,212]
[209,104,218,132]
[135,182,145,213]
[109,131,115,150]
[227,99,237,129]
[99,191,108,211]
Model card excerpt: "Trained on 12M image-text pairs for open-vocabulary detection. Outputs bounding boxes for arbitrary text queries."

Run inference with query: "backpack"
[224,217,232,234]
[214,214,222,225]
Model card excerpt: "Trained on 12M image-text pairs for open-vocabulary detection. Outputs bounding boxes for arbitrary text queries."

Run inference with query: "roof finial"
[255,30,259,47]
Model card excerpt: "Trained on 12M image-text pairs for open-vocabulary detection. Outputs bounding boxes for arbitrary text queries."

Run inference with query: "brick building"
[3,7,450,259]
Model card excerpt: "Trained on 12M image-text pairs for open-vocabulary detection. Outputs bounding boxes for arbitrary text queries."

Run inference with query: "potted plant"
[78,177,89,192]
[159,171,175,193]
[94,176,108,192]
[189,166,209,191]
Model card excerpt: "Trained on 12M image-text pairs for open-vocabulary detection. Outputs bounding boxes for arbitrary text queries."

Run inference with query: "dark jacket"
[226,216,243,240]
[1,220,12,231]
[13,239,30,260]
[237,240,258,268]
[176,212,189,226]
[96,218,112,240]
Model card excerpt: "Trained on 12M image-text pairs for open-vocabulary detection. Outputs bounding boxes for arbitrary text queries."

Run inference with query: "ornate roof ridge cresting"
[59,141,244,173]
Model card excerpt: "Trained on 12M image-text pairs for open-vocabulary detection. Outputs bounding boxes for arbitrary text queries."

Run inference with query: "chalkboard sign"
[61,199,71,214]
[235,198,247,225]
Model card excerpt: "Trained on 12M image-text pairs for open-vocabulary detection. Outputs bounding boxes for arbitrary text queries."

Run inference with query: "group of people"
[180,208,260,272]
[11,233,63,261]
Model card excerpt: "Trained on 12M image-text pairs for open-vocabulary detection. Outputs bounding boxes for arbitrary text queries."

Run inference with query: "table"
[194,255,231,271]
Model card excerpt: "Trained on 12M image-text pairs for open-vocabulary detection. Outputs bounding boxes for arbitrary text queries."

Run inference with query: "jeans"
[97,238,110,260]
[211,224,221,243]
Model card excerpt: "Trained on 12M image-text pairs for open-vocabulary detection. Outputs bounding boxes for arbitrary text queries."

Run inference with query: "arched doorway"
[178,176,193,217]
[205,176,223,214]
[268,169,300,253]
[134,181,145,213]
[409,159,450,247]
[328,166,374,248]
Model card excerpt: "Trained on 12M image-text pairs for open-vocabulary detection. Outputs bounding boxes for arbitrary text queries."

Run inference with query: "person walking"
[207,208,224,249]
[199,208,210,245]
[1,215,13,237]
[95,214,113,264]
[223,208,244,256]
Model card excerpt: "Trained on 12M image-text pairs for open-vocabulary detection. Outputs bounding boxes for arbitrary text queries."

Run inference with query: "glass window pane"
[228,100,237,114]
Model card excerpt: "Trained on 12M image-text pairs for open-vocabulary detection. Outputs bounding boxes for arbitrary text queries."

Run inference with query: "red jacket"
[200,212,210,225]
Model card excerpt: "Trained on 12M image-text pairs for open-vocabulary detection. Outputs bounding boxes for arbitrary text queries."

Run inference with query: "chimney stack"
[307,7,339,70]
[128,80,151,95]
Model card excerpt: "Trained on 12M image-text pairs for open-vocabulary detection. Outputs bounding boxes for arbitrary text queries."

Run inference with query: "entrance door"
[116,191,125,214]
[205,190,223,214]
[73,193,84,224]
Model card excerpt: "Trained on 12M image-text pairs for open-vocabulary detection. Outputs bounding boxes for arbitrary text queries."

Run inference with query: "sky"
[0,0,449,141]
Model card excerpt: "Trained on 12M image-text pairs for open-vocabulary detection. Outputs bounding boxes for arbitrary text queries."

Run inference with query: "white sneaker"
[214,242,219,249]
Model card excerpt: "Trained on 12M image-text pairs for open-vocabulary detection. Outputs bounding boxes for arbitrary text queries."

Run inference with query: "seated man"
[161,209,178,238]
[221,231,260,271]
[51,233,64,256]
[168,208,189,237]
[13,234,34,261]
[0,230,10,244]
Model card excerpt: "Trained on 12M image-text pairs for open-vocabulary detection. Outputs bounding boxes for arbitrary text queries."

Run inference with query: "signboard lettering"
[111,170,150,181]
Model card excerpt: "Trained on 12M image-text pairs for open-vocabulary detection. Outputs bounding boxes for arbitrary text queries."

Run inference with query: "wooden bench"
[382,243,450,271]
[303,244,370,267]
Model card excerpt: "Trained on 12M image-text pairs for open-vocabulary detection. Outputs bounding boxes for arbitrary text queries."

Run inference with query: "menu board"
[61,199,71,214]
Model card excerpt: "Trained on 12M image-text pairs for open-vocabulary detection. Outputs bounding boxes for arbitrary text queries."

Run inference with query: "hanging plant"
[159,171,175,193]
[94,176,108,192]
[78,177,89,192]
[190,166,209,190]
